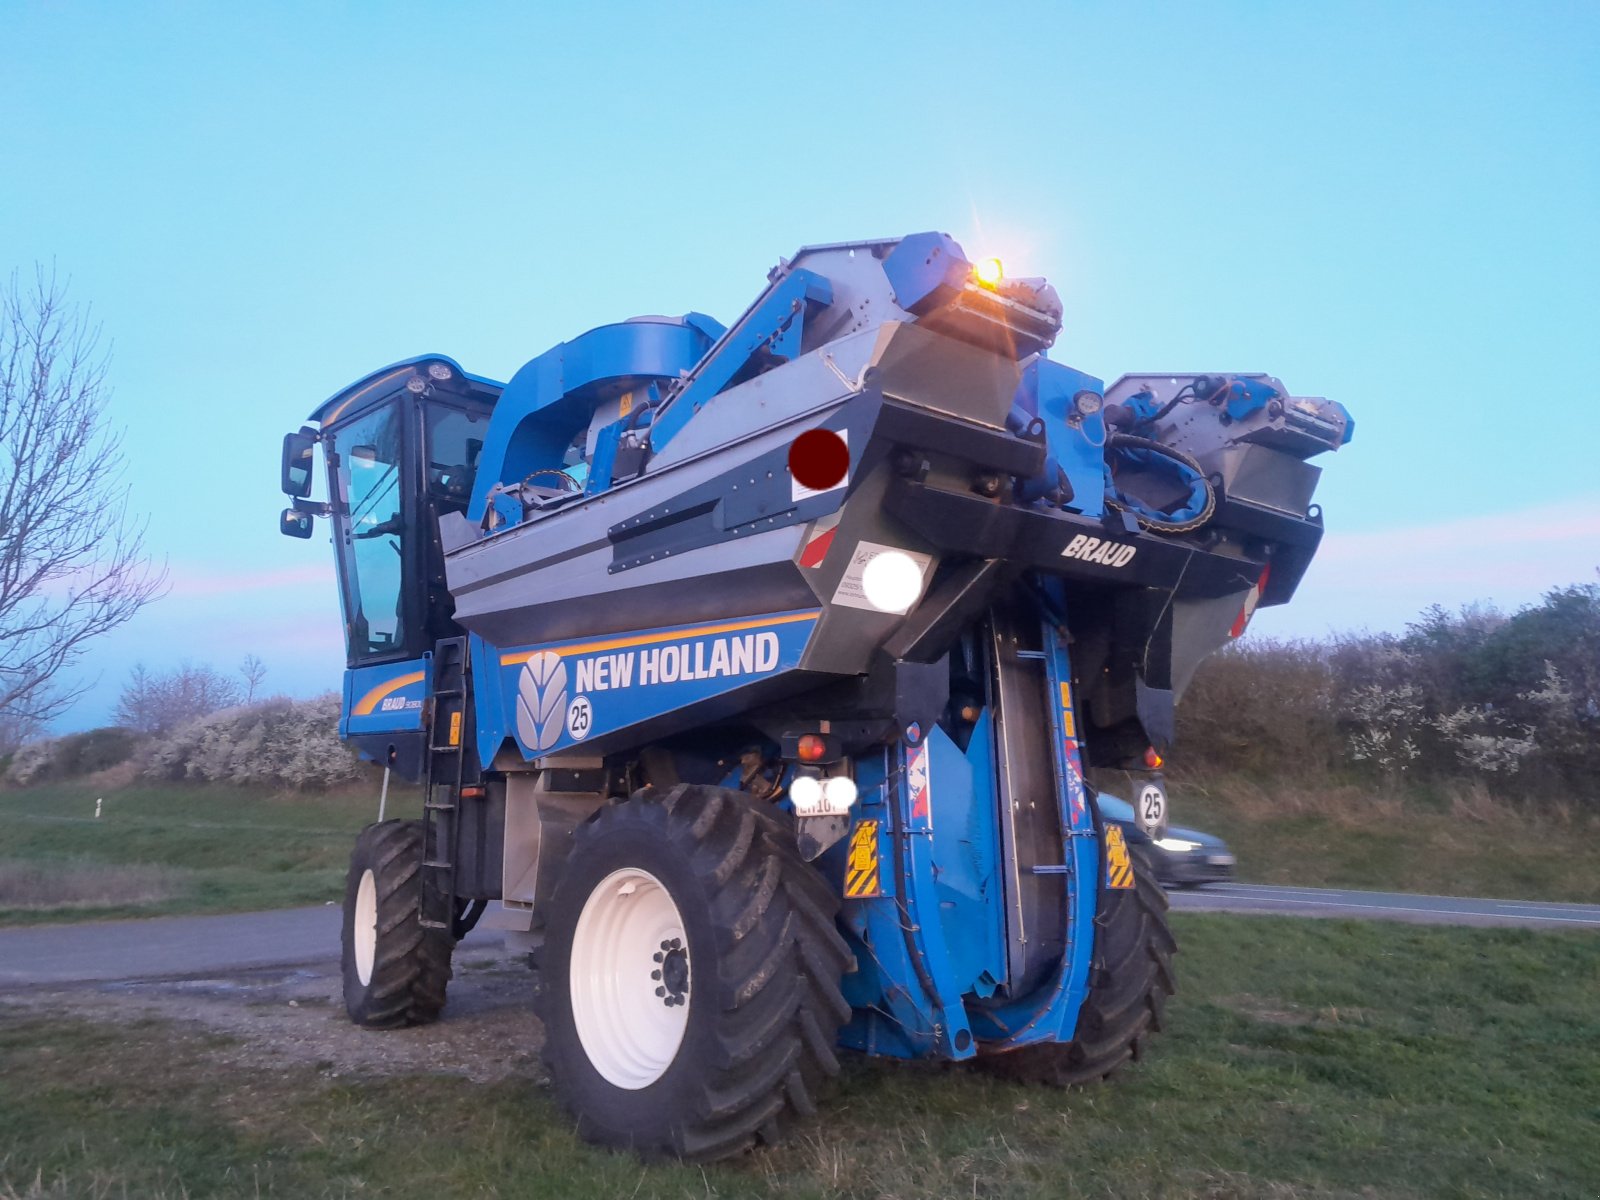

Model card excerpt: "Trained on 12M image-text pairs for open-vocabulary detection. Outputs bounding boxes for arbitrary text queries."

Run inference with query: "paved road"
[2,885,1596,988]
[0,905,500,987]
[1171,882,1600,928]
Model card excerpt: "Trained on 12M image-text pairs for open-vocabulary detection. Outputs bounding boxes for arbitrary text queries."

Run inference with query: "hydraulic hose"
[1104,434,1217,534]
[887,762,948,1026]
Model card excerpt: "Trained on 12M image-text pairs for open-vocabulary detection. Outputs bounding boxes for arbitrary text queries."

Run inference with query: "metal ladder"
[419,636,469,932]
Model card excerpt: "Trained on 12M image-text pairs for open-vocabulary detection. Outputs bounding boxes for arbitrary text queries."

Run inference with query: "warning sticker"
[797,510,842,569]
[1104,825,1136,890]
[830,541,934,614]
[907,742,931,825]
[844,819,882,898]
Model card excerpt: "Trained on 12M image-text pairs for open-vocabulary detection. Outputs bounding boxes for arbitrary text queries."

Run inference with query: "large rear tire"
[340,820,454,1028]
[981,841,1176,1086]
[535,784,852,1161]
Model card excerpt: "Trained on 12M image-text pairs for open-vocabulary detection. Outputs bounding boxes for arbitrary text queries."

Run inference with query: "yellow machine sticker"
[448,710,462,747]
[1104,825,1136,890]
[844,819,882,898]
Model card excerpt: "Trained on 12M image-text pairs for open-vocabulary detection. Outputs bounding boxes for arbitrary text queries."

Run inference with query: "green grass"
[1174,771,1600,904]
[0,783,402,925]
[3,916,1597,1199]
[5,767,1595,929]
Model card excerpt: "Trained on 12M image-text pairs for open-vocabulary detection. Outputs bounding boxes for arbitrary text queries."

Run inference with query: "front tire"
[535,785,852,1161]
[982,841,1176,1086]
[340,820,454,1028]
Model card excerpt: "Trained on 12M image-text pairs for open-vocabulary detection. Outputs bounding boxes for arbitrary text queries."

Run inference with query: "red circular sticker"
[789,429,849,492]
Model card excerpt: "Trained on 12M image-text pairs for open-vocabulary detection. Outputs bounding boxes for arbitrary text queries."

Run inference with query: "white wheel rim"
[570,867,691,1090]
[354,868,378,986]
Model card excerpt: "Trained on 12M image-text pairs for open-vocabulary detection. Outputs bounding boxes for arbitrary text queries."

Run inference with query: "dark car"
[1096,793,1236,888]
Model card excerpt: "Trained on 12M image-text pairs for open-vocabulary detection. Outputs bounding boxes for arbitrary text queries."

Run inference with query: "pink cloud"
[1258,496,1600,636]
[164,562,335,598]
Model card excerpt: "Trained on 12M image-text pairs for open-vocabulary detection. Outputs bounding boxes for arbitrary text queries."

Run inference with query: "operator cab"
[280,355,502,675]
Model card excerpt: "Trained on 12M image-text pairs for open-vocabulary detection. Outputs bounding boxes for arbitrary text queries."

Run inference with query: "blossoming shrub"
[140,694,363,790]
[3,727,142,787]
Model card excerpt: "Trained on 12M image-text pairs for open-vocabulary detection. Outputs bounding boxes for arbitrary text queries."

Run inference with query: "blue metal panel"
[341,656,431,739]
[881,231,972,315]
[469,634,509,769]
[466,318,720,524]
[485,609,821,760]
[927,719,1005,1000]
[1331,400,1355,444]
[965,603,1098,1050]
[834,750,923,1059]
[1017,359,1108,518]
[1223,376,1281,421]
[584,420,624,497]
[646,270,833,452]
[1036,613,1101,1042]
[835,738,977,1060]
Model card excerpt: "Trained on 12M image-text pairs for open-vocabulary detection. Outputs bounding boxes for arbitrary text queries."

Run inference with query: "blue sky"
[3,1,1597,730]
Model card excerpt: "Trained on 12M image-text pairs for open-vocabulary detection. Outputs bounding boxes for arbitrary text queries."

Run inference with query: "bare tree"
[0,268,166,730]
[116,662,243,735]
[0,708,43,756]
[239,653,267,704]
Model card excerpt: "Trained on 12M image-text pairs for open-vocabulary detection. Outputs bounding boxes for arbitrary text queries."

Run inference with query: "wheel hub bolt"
[656,944,689,1007]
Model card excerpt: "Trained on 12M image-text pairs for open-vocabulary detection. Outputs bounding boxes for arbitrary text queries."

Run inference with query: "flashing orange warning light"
[1143,746,1164,770]
[797,734,828,763]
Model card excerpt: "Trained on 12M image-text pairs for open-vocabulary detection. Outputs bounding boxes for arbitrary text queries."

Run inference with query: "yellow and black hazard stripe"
[1104,825,1136,890]
[843,819,882,898]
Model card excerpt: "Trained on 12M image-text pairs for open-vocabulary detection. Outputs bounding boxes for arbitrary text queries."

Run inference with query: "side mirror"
[280,508,314,539]
[281,429,318,497]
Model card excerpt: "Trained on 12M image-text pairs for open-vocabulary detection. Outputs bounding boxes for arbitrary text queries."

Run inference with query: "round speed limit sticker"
[565,695,593,741]
[1137,782,1167,835]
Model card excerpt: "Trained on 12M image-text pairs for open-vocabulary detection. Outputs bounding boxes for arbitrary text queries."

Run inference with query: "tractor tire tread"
[536,785,848,1162]
[341,820,454,1029]
[978,844,1174,1088]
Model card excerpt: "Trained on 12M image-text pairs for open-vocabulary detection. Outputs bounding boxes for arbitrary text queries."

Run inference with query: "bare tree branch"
[0,266,167,728]
[115,661,242,735]
[239,653,267,705]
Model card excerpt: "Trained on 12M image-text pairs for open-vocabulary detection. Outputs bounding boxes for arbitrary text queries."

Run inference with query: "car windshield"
[1096,793,1136,822]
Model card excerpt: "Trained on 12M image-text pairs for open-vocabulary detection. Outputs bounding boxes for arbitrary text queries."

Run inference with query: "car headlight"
[1154,836,1201,853]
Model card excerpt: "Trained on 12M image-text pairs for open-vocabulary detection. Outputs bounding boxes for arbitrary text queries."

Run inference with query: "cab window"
[425,404,490,510]
[334,402,407,661]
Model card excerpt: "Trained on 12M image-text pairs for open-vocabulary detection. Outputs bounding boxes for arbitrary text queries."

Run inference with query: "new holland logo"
[1061,534,1137,568]
[516,651,568,752]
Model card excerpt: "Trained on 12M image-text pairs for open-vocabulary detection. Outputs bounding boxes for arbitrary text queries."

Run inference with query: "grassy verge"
[6,768,1595,927]
[0,783,404,926]
[3,915,1597,1199]
[1173,770,1600,904]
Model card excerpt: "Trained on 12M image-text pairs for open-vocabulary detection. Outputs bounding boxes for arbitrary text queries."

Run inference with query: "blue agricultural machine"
[280,233,1351,1160]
